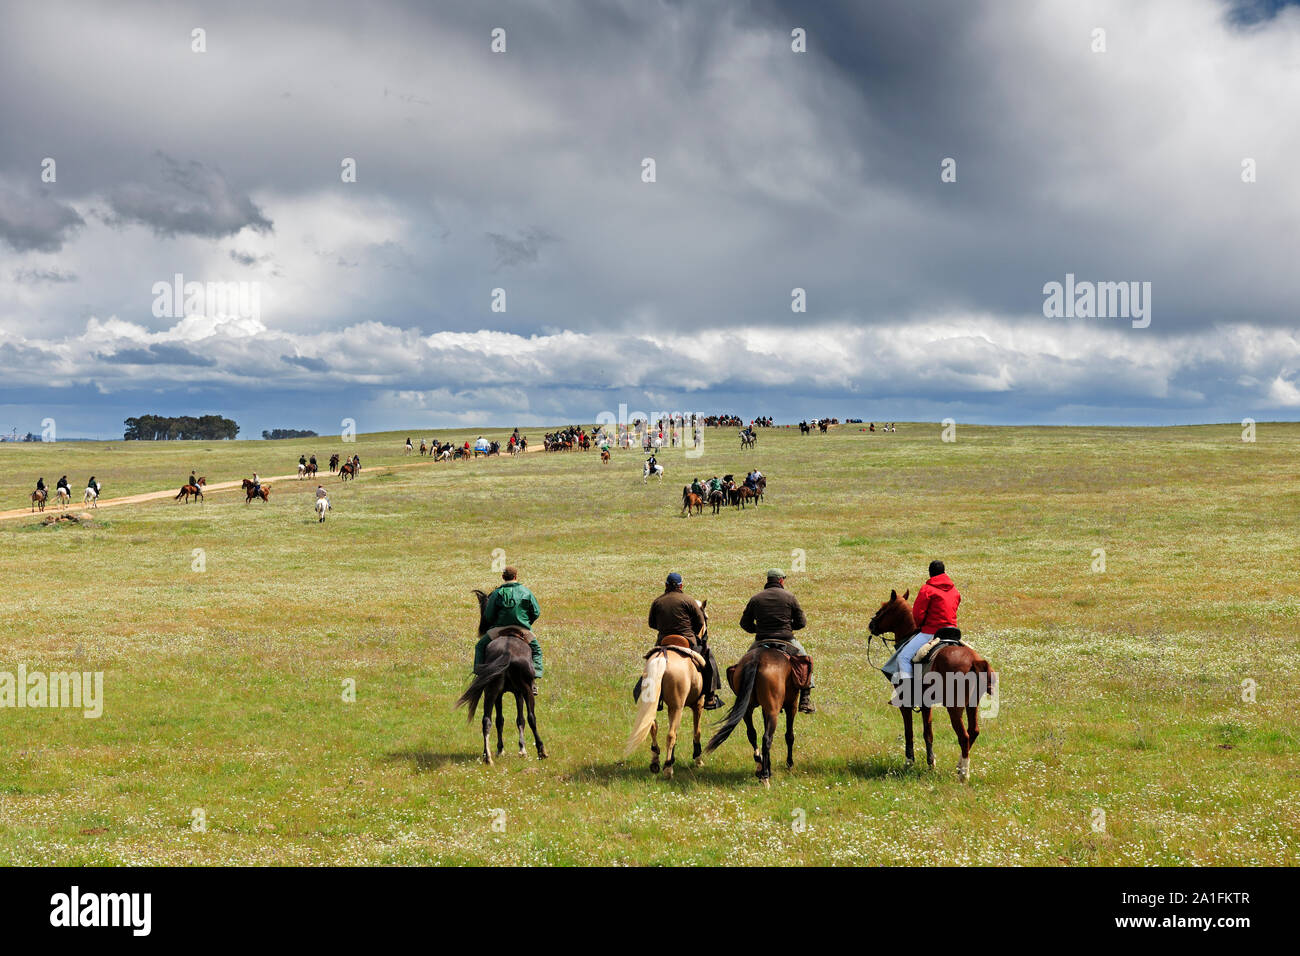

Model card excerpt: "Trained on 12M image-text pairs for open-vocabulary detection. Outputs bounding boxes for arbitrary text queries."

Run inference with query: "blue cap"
[666,572,683,586]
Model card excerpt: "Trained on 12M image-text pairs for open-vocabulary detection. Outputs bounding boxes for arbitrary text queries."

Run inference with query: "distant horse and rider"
[242,478,270,503]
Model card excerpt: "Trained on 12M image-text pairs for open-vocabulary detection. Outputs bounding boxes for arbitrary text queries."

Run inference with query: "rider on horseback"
[189,471,197,487]
[474,567,544,684]
[251,472,261,495]
[57,475,70,494]
[741,569,815,714]
[880,560,961,704]
[648,572,724,710]
[35,477,45,494]
[690,477,704,497]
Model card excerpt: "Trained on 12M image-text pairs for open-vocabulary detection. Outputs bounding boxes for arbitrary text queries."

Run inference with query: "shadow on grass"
[570,755,847,788]
[383,750,475,773]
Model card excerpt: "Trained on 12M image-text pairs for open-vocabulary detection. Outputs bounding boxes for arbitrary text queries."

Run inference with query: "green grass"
[0,423,1296,865]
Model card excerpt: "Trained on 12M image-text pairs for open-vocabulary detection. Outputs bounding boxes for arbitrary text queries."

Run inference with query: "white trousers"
[895,632,933,679]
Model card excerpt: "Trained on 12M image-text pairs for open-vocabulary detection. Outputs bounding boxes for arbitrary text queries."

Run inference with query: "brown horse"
[732,485,757,509]
[868,589,997,782]
[303,462,317,478]
[175,483,204,503]
[625,610,710,778]
[681,487,703,516]
[600,448,610,464]
[242,479,270,503]
[30,489,47,512]
[456,589,547,764]
[339,462,357,481]
[705,645,800,784]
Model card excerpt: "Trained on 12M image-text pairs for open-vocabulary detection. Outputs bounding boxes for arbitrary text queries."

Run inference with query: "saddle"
[911,627,968,665]
[733,642,813,690]
[646,635,704,670]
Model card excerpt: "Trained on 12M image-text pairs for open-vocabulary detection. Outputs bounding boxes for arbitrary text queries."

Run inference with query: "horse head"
[472,588,490,636]
[869,588,913,639]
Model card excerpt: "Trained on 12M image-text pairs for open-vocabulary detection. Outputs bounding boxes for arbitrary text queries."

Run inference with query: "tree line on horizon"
[123,415,240,440]
[262,428,318,440]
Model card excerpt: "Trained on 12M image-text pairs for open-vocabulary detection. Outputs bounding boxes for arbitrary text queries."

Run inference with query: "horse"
[868,589,997,782]
[681,487,704,516]
[799,421,810,435]
[740,433,756,451]
[83,484,100,508]
[708,488,726,514]
[818,420,829,433]
[297,462,307,479]
[643,461,664,482]
[419,440,428,457]
[315,496,330,522]
[175,483,204,504]
[600,448,610,464]
[705,644,800,784]
[456,589,547,765]
[55,486,71,509]
[303,462,317,478]
[242,479,270,503]
[732,485,757,509]
[625,617,710,778]
[339,462,357,481]
[30,488,47,512]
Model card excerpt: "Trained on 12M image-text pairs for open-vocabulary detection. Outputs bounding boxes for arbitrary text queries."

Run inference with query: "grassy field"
[0,423,1296,866]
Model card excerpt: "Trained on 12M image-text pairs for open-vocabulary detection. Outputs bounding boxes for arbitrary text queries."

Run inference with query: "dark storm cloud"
[0,181,85,252]
[486,228,557,269]
[282,354,328,372]
[103,154,272,239]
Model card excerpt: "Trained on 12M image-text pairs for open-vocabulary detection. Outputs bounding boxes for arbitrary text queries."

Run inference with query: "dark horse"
[705,645,800,784]
[242,479,270,503]
[455,590,547,765]
[339,461,357,480]
[868,589,997,782]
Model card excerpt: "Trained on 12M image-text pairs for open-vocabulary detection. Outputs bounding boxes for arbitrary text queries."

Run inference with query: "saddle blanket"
[912,636,971,664]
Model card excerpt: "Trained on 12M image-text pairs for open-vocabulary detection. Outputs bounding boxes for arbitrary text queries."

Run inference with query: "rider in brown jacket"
[740,569,815,713]
[648,572,724,709]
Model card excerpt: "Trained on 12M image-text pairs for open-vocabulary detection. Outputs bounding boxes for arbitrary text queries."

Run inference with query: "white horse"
[55,486,71,509]
[297,462,307,479]
[83,483,99,507]
[315,496,331,522]
[643,461,664,482]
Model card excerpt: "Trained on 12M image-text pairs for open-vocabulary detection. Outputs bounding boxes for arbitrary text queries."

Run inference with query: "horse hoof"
[663,766,674,780]
[518,749,526,757]
[650,762,660,774]
[483,755,493,766]
[904,758,914,768]
[761,777,771,788]
[694,758,704,768]
[537,750,549,760]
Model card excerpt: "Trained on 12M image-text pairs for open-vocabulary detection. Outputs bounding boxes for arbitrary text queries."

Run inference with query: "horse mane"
[472,588,489,636]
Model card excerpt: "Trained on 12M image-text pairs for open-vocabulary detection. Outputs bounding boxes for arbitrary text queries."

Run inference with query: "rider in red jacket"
[912,569,960,634]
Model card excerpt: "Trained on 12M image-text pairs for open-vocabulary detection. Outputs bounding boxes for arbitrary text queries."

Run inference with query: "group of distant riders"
[33,474,100,503]
[468,559,963,713]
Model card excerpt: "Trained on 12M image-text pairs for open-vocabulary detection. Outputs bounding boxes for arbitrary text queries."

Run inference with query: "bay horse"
[708,488,726,514]
[625,612,710,778]
[868,589,997,782]
[339,461,357,480]
[681,486,703,516]
[242,479,270,503]
[303,462,317,478]
[600,448,610,464]
[175,483,204,503]
[705,644,800,784]
[30,488,47,512]
[456,589,547,765]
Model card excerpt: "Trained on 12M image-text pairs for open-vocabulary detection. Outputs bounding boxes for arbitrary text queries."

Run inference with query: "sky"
[1,0,1299,438]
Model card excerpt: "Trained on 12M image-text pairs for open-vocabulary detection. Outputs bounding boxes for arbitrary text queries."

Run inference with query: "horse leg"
[760,709,776,784]
[481,692,494,765]
[692,697,704,767]
[949,706,973,782]
[526,690,547,759]
[494,696,505,758]
[902,707,915,766]
[922,706,936,769]
[784,700,796,768]
[515,694,526,757]
[663,699,683,780]
[743,710,760,766]
[648,718,661,773]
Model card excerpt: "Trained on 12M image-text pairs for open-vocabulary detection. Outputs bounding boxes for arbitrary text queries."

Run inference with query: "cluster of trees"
[123,415,240,441]
[262,428,318,440]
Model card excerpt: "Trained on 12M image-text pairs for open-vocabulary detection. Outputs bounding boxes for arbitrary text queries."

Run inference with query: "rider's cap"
[766,568,785,580]
[666,572,683,587]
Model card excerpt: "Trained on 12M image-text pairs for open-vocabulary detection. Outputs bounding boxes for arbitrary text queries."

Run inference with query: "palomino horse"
[681,487,703,516]
[868,589,997,782]
[643,461,664,482]
[456,589,547,764]
[242,479,270,503]
[706,645,800,784]
[175,483,204,503]
[625,611,710,778]
[30,489,47,512]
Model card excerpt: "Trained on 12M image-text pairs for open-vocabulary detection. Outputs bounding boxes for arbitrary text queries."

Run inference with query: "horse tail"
[624,651,668,756]
[706,655,758,753]
[455,643,510,721]
[971,657,998,696]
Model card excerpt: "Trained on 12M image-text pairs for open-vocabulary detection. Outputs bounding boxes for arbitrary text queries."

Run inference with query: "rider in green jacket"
[474,567,544,680]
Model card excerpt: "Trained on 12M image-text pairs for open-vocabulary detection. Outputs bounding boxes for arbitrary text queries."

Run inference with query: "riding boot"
[798,687,816,714]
